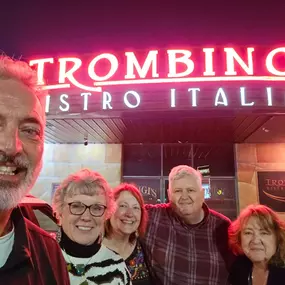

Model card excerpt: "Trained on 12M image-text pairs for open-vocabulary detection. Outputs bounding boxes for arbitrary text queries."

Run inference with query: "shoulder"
[269,265,285,280]
[127,240,144,260]
[91,245,128,271]
[208,208,231,226]
[99,244,125,262]
[145,203,170,214]
[24,218,65,263]
[228,255,252,284]
[99,245,132,284]
[24,217,59,245]
[23,218,69,280]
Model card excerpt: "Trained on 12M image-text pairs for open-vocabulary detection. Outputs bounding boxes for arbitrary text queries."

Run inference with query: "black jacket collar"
[0,207,34,272]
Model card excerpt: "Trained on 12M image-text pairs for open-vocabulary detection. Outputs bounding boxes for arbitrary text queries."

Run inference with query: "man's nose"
[181,190,190,199]
[1,129,23,156]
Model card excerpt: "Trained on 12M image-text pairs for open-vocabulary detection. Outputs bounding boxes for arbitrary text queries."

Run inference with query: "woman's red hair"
[105,183,148,243]
[228,204,285,266]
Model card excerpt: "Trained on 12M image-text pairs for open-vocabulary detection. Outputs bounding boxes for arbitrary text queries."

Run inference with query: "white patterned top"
[62,244,132,285]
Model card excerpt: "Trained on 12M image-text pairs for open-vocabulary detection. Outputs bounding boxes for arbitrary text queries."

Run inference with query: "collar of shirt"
[169,202,210,230]
[0,208,34,272]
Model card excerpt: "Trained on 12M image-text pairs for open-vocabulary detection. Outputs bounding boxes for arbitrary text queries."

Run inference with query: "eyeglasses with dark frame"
[68,202,107,217]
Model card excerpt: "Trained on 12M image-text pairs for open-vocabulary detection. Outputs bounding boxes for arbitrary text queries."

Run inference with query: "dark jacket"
[0,208,70,285]
[228,255,285,285]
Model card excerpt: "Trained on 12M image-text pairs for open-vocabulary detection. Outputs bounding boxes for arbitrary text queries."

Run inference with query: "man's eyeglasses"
[68,202,107,217]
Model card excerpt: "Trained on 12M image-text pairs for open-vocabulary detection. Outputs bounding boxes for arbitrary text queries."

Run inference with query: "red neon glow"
[224,47,254,75]
[266,47,285,76]
[88,53,118,81]
[29,58,54,85]
[203,48,215,76]
[93,76,285,86]
[59,58,102,92]
[167,50,194,77]
[125,50,159,79]
[29,46,285,92]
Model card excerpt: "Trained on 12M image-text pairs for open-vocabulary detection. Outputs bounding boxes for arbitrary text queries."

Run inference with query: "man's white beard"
[0,160,42,211]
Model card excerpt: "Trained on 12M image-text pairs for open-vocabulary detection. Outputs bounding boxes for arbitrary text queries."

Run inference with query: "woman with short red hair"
[228,204,285,285]
[103,183,151,285]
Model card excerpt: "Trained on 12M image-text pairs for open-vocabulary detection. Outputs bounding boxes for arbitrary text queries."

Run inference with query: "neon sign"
[45,86,283,114]
[29,46,285,93]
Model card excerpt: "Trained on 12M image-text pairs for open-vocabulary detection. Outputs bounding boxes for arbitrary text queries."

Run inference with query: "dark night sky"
[1,0,285,59]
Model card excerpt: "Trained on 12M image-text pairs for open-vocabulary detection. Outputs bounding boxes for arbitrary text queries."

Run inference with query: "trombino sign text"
[30,46,285,93]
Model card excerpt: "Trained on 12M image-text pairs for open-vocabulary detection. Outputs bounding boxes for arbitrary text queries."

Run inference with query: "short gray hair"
[52,168,114,220]
[169,165,202,190]
[0,56,47,114]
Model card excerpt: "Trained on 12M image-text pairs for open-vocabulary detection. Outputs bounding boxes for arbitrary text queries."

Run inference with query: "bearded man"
[0,56,70,284]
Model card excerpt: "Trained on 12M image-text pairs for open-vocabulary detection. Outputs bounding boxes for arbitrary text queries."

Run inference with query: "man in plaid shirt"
[141,165,234,285]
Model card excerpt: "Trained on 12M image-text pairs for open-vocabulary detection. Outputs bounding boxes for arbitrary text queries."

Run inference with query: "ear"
[201,187,205,198]
[57,212,63,226]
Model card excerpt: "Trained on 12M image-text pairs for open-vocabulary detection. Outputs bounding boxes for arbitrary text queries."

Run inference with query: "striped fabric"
[62,244,132,285]
[141,203,234,285]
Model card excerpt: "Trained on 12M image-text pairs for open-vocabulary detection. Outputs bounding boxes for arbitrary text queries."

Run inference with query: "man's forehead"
[172,175,200,185]
[0,78,45,125]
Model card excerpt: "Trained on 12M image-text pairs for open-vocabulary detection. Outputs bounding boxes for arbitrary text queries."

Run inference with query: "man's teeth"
[77,226,92,231]
[0,166,17,175]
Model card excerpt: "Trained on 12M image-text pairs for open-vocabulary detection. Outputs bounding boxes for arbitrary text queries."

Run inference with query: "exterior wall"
[31,143,122,204]
[31,142,285,219]
[235,143,285,219]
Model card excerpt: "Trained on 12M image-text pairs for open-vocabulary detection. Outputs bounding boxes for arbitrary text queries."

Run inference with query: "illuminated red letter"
[29,58,54,85]
[224,47,254,75]
[58,57,102,92]
[88,53,118,81]
[58,57,82,84]
[167,50,194,77]
[203,48,215,76]
[125,50,159,79]
[266,47,285,76]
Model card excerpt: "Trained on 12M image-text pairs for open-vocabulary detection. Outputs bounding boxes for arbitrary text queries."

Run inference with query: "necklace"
[63,249,94,285]
[250,270,269,285]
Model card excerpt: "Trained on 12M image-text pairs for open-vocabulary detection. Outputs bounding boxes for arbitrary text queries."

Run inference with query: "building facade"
[30,45,285,219]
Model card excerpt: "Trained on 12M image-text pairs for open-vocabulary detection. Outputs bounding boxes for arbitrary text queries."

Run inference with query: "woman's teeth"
[77,226,92,231]
[121,220,134,224]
